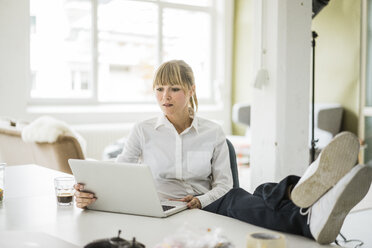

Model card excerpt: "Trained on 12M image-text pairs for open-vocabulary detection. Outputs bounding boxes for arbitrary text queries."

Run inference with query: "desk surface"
[0,165,337,248]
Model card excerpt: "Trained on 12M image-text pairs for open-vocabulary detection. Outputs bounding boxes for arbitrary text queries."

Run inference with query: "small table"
[0,164,337,247]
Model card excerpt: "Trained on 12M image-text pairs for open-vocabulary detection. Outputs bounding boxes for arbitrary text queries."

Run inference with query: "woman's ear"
[191,85,196,95]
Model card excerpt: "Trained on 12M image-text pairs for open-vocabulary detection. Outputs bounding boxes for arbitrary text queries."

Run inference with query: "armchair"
[0,120,84,174]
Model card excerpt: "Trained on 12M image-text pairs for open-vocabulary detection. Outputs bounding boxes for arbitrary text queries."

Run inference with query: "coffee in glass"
[54,177,75,206]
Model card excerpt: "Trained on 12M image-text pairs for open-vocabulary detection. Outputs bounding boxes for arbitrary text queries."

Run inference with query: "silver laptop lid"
[69,159,171,217]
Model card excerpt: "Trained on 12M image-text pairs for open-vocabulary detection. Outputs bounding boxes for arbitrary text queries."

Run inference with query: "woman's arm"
[196,127,233,208]
[115,123,143,163]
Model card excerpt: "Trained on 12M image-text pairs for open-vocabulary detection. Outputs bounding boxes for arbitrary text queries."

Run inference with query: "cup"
[54,177,75,206]
[247,232,286,248]
[0,163,5,202]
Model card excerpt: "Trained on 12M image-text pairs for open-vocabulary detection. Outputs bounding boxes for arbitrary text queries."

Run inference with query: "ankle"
[287,184,294,200]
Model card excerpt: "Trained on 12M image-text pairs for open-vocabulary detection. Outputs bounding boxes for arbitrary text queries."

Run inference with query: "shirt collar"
[189,116,199,134]
[154,114,199,134]
[155,114,171,129]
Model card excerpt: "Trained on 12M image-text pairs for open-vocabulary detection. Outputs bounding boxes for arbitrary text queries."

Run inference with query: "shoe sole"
[317,165,372,244]
[292,132,359,208]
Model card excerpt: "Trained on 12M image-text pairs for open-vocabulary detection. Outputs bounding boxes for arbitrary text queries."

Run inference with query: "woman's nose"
[163,89,171,99]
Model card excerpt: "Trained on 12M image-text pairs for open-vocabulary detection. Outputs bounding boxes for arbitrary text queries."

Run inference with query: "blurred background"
[0,0,370,166]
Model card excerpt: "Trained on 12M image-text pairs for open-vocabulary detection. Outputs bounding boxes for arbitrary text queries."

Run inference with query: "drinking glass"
[54,177,75,206]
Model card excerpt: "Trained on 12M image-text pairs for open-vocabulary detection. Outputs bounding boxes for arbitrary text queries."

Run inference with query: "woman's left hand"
[180,195,201,209]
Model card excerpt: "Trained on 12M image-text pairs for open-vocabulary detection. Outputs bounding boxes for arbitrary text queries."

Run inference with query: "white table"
[0,165,337,248]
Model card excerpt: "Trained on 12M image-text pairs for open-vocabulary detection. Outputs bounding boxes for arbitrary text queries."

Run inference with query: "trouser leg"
[203,176,313,239]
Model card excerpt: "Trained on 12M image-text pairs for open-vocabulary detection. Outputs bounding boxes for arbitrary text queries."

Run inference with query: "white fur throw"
[21,116,86,155]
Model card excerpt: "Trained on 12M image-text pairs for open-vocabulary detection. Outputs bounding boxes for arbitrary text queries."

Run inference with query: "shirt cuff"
[196,194,213,209]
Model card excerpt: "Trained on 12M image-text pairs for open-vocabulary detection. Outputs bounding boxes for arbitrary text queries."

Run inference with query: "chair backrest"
[226,138,239,188]
[0,124,84,174]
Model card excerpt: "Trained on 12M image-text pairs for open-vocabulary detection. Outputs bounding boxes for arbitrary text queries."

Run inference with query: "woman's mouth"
[163,103,173,107]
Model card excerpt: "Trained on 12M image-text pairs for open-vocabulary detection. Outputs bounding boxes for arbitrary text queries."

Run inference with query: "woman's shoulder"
[135,117,158,128]
[195,116,224,131]
[195,116,226,144]
[129,117,158,136]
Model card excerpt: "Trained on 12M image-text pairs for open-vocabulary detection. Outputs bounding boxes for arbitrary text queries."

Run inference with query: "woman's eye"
[171,88,180,92]
[156,88,163,92]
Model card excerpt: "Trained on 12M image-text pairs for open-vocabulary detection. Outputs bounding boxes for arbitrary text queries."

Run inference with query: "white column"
[250,0,312,190]
[0,0,29,119]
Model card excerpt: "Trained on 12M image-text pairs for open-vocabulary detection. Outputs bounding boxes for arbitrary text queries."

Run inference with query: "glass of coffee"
[54,177,75,206]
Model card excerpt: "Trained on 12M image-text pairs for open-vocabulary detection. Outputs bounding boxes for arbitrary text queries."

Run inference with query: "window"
[360,0,372,163]
[29,0,229,105]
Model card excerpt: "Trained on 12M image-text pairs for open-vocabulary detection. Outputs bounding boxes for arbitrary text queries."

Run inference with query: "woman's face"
[155,84,192,118]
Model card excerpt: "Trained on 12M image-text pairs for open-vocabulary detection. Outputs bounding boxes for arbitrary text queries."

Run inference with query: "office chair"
[226,138,239,188]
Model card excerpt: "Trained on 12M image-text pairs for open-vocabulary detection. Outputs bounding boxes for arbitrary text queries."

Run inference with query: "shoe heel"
[316,165,372,244]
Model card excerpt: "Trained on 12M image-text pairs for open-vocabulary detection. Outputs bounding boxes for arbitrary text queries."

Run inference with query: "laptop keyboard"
[162,205,176,211]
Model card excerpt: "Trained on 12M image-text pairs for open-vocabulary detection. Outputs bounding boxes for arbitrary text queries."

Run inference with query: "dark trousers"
[203,175,313,239]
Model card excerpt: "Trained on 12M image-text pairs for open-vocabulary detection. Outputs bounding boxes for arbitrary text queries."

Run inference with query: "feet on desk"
[304,164,372,244]
[291,131,360,208]
[290,132,372,244]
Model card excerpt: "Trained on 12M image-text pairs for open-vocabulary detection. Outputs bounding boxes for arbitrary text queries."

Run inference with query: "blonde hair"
[153,60,198,113]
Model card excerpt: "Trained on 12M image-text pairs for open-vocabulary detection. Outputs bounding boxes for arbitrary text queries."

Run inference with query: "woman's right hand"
[74,183,96,209]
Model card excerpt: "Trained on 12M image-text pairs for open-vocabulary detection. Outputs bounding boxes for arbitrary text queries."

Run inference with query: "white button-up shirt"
[116,114,233,208]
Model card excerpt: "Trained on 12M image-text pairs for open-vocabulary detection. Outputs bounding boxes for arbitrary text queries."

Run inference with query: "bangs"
[153,62,190,89]
[152,59,198,112]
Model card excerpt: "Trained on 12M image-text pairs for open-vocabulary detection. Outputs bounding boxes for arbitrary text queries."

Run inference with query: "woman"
[74,60,233,209]
[74,60,372,245]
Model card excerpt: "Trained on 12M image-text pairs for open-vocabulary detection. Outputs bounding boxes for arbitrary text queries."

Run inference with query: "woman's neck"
[166,111,193,134]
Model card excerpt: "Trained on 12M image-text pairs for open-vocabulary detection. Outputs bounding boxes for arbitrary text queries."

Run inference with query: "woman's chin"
[161,108,175,116]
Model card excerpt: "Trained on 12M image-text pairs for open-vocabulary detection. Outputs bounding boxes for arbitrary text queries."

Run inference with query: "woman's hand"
[180,195,201,209]
[74,183,96,209]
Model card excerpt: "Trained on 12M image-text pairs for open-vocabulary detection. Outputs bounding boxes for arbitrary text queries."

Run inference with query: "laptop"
[68,159,187,218]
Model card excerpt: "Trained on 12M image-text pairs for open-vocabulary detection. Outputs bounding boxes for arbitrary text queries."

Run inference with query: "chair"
[226,138,239,188]
[0,121,84,174]
[230,103,344,163]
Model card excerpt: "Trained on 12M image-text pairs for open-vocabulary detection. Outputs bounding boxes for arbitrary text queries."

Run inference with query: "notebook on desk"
[68,159,187,218]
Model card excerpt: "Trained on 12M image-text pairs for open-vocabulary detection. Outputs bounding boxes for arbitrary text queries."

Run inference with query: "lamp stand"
[310,31,319,163]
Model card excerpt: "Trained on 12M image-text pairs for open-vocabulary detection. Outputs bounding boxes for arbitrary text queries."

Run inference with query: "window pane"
[163,8,211,100]
[97,0,157,102]
[29,0,221,104]
[161,0,212,7]
[30,0,92,99]
[365,117,372,163]
[366,0,372,106]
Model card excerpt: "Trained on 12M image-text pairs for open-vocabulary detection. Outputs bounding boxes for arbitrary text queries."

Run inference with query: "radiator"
[73,123,134,160]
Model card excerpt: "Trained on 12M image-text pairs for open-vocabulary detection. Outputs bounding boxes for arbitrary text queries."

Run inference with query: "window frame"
[359,0,372,163]
[28,0,226,106]
[26,0,234,132]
